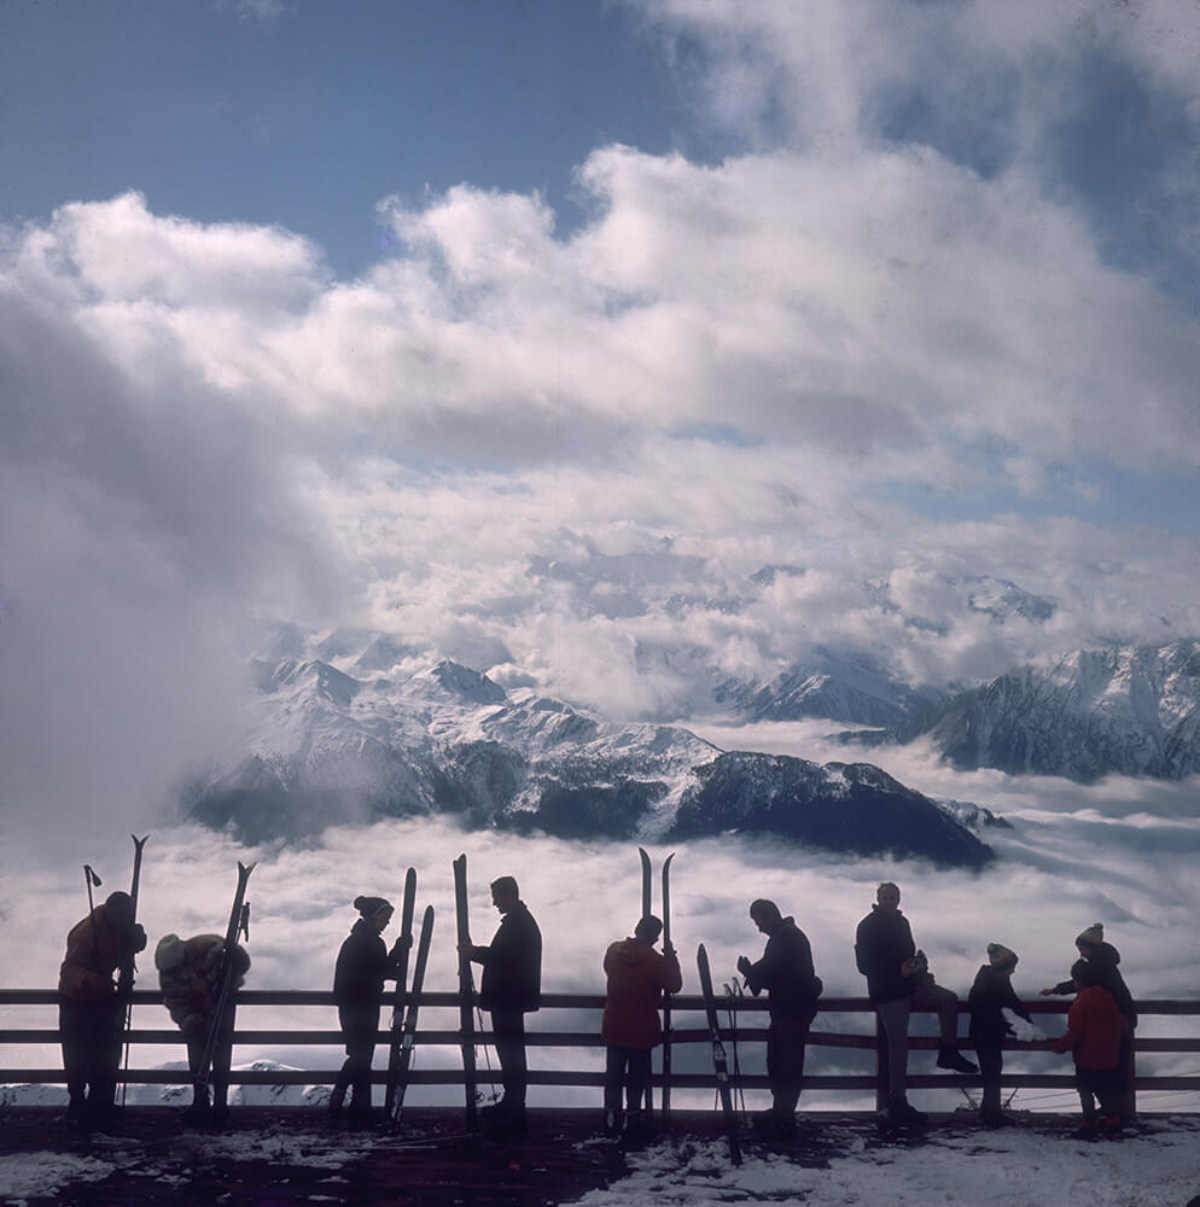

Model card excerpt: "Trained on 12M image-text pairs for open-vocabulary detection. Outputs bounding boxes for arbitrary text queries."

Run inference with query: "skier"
[1041,923,1136,1121]
[461,875,542,1138]
[736,898,823,1139]
[58,890,147,1127]
[1053,958,1124,1139]
[330,895,410,1127]
[601,915,682,1144]
[854,881,977,1125]
[967,943,1031,1126]
[155,932,250,1126]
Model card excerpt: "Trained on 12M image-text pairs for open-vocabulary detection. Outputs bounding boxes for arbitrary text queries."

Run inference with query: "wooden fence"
[3,990,1199,1112]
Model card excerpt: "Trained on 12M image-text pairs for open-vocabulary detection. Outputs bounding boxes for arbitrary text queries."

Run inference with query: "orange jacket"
[601,939,683,1050]
[58,905,146,1003]
[1054,985,1122,1071]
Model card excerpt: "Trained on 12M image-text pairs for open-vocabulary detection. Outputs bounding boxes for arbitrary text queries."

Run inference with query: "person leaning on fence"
[968,942,1031,1128]
[1041,922,1137,1122]
[155,932,250,1127]
[600,914,682,1145]
[1053,957,1124,1140]
[736,898,823,1140]
[854,881,977,1126]
[330,895,411,1128]
[462,875,542,1139]
[58,890,148,1128]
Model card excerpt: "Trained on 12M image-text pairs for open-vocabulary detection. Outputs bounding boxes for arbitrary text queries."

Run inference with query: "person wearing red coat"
[601,915,682,1141]
[1053,959,1124,1138]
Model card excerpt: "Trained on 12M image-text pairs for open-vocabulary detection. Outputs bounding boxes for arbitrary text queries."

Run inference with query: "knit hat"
[987,943,1018,970]
[154,933,186,973]
[1076,923,1104,949]
[354,895,392,918]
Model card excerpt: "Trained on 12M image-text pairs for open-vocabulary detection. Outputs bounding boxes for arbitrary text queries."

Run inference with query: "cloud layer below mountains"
[3,0,1200,839]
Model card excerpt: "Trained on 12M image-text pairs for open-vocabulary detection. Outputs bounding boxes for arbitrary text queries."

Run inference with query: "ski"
[194,860,255,1096]
[453,853,479,1134]
[697,943,742,1166]
[638,847,654,1117]
[117,834,149,1104]
[388,903,434,1130]
[383,867,418,1117]
[660,851,675,1121]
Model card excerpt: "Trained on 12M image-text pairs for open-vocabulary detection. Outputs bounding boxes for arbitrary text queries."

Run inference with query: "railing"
[3,990,1199,1112]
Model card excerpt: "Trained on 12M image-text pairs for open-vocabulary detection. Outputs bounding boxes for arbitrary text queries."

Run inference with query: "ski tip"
[132,833,150,845]
[239,861,258,876]
[663,851,675,869]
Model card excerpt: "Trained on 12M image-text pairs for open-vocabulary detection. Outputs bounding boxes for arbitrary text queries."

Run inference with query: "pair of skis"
[383,868,435,1130]
[697,942,743,1166]
[637,847,675,1120]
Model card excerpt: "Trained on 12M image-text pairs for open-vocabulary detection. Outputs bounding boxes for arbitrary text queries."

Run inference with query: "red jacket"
[1054,985,1122,1071]
[601,939,683,1050]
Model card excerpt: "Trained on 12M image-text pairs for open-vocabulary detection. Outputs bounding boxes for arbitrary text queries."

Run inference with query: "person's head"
[987,943,1019,976]
[1070,957,1101,991]
[634,915,663,945]
[1075,922,1104,957]
[104,891,136,929]
[749,899,782,935]
[354,895,394,932]
[876,882,901,912]
[490,876,520,914]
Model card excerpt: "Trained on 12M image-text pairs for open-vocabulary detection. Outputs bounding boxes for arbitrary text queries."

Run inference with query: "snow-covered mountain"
[891,640,1200,781]
[186,652,994,866]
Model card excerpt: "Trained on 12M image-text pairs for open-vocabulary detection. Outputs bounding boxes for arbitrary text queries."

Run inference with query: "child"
[968,943,1031,1126]
[1053,958,1123,1140]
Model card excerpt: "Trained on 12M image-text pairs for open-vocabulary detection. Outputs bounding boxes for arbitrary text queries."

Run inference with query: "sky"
[4,6,1200,867]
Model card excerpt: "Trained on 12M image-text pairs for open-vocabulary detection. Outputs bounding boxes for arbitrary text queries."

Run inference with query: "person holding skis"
[968,942,1032,1127]
[154,932,250,1127]
[461,875,541,1138]
[58,890,147,1127]
[854,881,977,1125]
[736,898,823,1139]
[601,914,682,1144]
[1053,958,1124,1139]
[330,895,410,1127]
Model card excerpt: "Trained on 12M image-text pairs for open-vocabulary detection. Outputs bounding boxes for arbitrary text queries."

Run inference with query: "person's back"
[1060,984,1122,1071]
[602,936,681,1049]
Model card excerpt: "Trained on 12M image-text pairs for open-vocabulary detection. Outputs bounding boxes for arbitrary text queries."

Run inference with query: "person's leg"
[913,980,978,1073]
[976,1042,1004,1119]
[491,1009,528,1109]
[184,1032,211,1123]
[875,997,912,1101]
[603,1046,626,1133]
[211,1003,238,1123]
[344,1007,379,1118]
[770,1018,808,1118]
[626,1049,651,1116]
[59,999,89,1122]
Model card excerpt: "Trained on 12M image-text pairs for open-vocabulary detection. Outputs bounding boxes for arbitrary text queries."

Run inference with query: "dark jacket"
[854,906,919,1004]
[59,905,148,1003]
[601,939,682,1049]
[333,919,401,1009]
[477,901,542,1014]
[968,964,1032,1045]
[1054,985,1123,1071]
[743,918,823,1022]
[1051,942,1136,1028]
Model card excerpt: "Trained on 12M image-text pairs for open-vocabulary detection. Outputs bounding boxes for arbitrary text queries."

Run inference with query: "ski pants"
[1075,1064,1122,1123]
[185,1003,236,1109]
[604,1045,652,1116]
[59,995,122,1117]
[334,1004,380,1113]
[974,1039,1005,1114]
[490,1008,528,1108]
[875,979,961,1100]
[767,1015,812,1116]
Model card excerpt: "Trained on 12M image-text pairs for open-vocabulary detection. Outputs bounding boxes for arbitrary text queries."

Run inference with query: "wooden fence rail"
[3,990,1199,1110]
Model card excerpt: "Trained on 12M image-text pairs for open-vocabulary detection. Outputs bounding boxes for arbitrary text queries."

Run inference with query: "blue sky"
[3,0,1200,759]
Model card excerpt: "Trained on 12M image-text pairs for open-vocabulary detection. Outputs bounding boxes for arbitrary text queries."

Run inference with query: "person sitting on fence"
[58,890,147,1128]
[968,942,1031,1128]
[330,895,410,1128]
[1053,958,1124,1140]
[736,898,823,1140]
[155,933,250,1127]
[1041,922,1136,1122]
[854,881,978,1126]
[601,914,682,1145]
